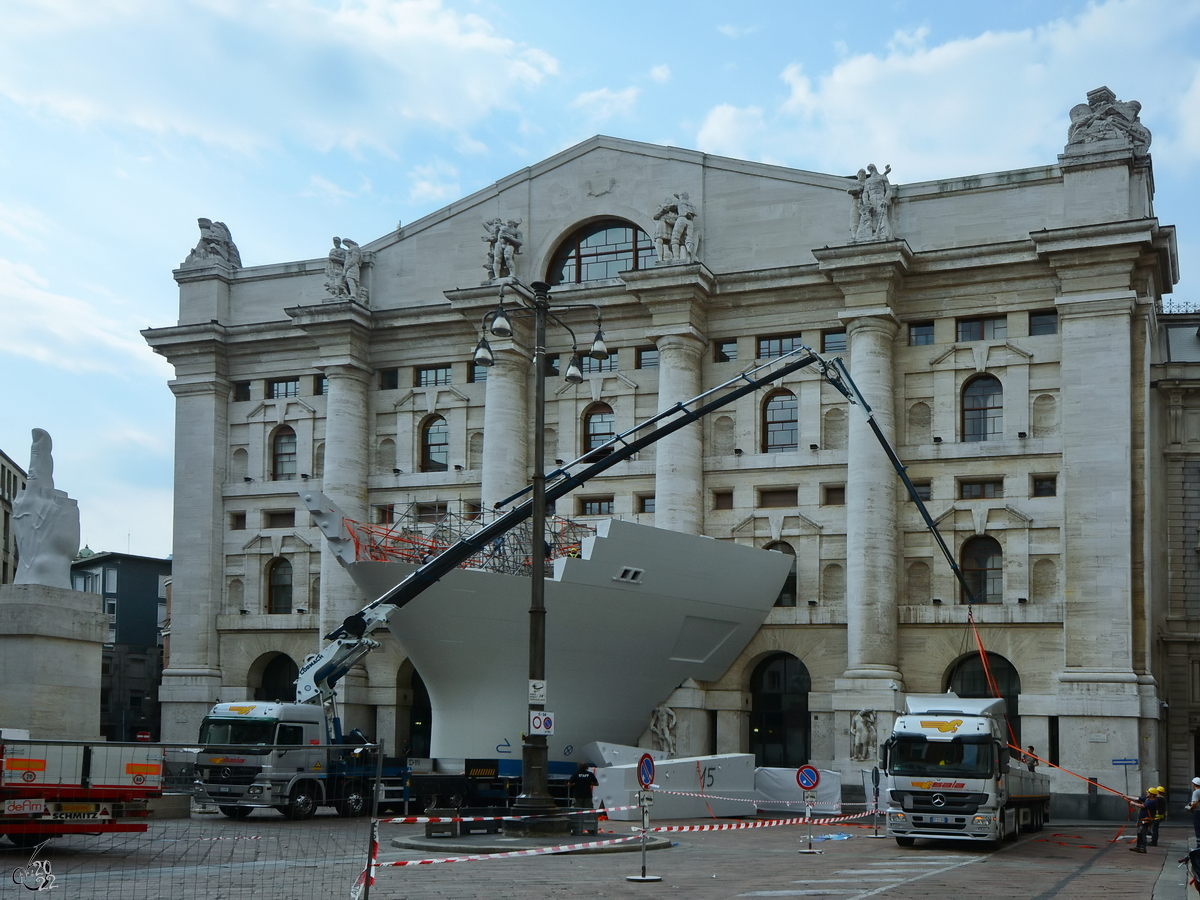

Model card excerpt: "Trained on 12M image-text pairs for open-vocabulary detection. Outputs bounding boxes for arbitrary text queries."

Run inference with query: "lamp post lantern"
[473,278,598,836]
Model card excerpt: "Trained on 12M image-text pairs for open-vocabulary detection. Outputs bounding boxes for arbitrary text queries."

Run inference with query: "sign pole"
[627,755,662,883]
[796,765,824,855]
[867,765,886,839]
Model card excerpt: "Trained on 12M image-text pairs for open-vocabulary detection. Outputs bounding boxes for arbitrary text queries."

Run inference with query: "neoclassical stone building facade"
[146,88,1184,803]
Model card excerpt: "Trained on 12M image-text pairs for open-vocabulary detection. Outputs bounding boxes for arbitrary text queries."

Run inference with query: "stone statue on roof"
[848,164,894,243]
[182,218,241,268]
[12,429,80,590]
[482,217,522,281]
[1066,86,1151,156]
[323,237,369,303]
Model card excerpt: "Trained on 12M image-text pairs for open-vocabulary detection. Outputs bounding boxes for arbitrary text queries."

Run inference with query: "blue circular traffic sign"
[637,753,656,789]
[796,765,820,790]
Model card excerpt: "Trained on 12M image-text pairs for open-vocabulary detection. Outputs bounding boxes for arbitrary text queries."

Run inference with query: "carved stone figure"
[482,217,522,281]
[849,164,893,243]
[850,709,877,761]
[12,429,80,590]
[653,197,678,262]
[324,236,347,297]
[670,192,698,262]
[650,703,677,757]
[182,218,241,268]
[342,238,363,300]
[323,237,368,303]
[1066,86,1152,156]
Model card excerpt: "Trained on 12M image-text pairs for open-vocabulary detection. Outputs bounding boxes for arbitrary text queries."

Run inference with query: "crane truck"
[883,695,1050,846]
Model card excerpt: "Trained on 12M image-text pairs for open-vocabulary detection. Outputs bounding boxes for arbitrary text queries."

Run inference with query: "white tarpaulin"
[754,767,841,813]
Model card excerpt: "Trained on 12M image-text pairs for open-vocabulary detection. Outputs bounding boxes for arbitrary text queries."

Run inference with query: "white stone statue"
[482,217,522,281]
[1066,86,1151,156]
[12,429,80,590]
[652,197,678,262]
[182,218,241,268]
[850,708,877,761]
[650,703,677,757]
[324,236,347,297]
[323,237,368,303]
[849,164,893,243]
[670,192,698,262]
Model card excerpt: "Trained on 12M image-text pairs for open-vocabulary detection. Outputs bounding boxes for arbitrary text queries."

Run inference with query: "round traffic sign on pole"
[796,764,820,790]
[637,753,656,789]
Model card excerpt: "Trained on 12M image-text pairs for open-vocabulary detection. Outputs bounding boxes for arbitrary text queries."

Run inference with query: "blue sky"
[2,0,1198,558]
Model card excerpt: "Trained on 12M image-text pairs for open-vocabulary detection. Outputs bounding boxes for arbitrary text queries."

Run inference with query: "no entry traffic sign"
[637,753,656,789]
[796,764,820,790]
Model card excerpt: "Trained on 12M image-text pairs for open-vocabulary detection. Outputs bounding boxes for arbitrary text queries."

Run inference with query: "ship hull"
[345,520,790,762]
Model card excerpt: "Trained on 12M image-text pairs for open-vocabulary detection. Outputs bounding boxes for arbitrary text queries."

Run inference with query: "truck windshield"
[199,719,277,746]
[888,736,993,779]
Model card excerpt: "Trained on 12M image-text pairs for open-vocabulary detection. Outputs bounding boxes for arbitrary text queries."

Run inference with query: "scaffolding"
[343,499,596,577]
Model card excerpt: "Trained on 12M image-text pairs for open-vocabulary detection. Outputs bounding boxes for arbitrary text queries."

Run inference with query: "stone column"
[481,347,531,510]
[318,363,371,637]
[653,333,705,534]
[842,314,901,679]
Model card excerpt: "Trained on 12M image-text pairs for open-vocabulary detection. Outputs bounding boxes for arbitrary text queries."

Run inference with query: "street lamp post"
[473,279,603,836]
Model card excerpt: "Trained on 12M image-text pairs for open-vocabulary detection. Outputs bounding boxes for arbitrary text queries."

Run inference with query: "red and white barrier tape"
[649,787,843,808]
[648,810,874,832]
[379,835,643,866]
[377,804,636,825]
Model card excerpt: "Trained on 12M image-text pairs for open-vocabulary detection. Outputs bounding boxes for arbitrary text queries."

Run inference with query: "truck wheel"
[219,805,253,820]
[894,836,915,847]
[337,783,369,817]
[285,784,318,820]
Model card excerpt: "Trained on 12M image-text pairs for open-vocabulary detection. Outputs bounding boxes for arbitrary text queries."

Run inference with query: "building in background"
[146,87,1181,813]
[71,551,171,742]
[0,449,26,584]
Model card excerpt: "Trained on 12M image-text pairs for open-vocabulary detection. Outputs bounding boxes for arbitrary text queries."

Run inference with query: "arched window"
[584,403,615,455]
[963,375,1003,442]
[267,557,293,614]
[272,426,297,481]
[764,541,797,607]
[256,654,298,702]
[762,390,798,453]
[750,653,811,767]
[547,220,655,285]
[421,416,449,472]
[961,535,1003,604]
[947,652,1021,746]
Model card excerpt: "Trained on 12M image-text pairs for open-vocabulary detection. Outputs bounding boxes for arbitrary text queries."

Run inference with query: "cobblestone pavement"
[1,813,1192,900]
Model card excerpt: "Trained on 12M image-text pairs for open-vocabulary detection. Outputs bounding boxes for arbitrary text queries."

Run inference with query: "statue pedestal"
[0,584,106,739]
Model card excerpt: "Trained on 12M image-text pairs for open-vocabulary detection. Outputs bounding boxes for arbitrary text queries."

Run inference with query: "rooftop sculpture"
[1066,86,1151,156]
[181,218,241,268]
[12,429,80,590]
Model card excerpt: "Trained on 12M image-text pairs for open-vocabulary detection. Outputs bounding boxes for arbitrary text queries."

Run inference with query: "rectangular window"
[960,479,1004,500]
[375,504,396,525]
[105,597,117,616]
[1032,475,1057,497]
[105,568,118,594]
[469,364,488,384]
[715,340,738,363]
[638,495,656,513]
[759,488,798,508]
[415,501,448,523]
[757,334,804,359]
[636,347,659,369]
[128,693,143,711]
[265,510,296,529]
[956,316,1007,342]
[233,381,252,402]
[415,365,452,387]
[909,322,934,346]
[909,482,932,502]
[313,375,328,395]
[713,491,734,510]
[1029,310,1058,335]
[581,352,618,374]
[267,378,300,399]
[542,355,560,377]
[822,485,846,506]
[380,368,399,390]
[822,331,847,353]
[230,512,246,531]
[580,497,615,516]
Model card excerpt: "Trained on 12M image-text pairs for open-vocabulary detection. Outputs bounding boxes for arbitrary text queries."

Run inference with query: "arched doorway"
[749,653,811,767]
[256,654,298,702]
[947,652,1021,746]
[408,671,432,758]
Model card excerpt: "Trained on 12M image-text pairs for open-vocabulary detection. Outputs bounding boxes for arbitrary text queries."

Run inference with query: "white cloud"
[408,159,461,203]
[696,0,1200,182]
[717,24,758,39]
[650,64,671,84]
[0,0,561,154]
[569,87,640,122]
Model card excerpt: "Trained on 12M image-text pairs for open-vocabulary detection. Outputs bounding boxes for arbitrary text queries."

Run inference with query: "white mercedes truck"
[883,695,1050,847]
